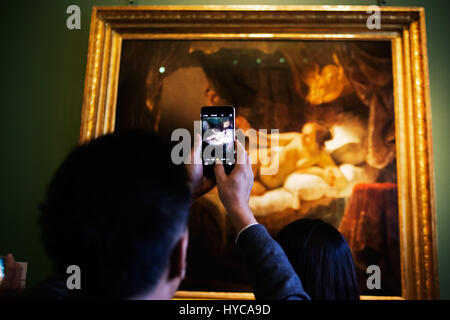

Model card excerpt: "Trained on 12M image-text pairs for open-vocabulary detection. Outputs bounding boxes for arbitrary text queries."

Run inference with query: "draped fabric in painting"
[195,41,395,171]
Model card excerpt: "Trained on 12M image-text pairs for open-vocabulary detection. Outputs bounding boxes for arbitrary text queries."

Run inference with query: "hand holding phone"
[0,254,28,290]
[214,139,256,233]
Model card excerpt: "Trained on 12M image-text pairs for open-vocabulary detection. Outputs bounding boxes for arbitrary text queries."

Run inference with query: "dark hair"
[276,219,360,300]
[311,123,333,149]
[39,130,191,298]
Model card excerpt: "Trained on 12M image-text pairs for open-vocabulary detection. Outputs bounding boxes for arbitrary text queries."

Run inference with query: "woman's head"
[276,218,360,300]
[301,122,332,152]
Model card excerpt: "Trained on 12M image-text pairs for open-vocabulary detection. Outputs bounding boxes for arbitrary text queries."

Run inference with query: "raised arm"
[214,140,310,300]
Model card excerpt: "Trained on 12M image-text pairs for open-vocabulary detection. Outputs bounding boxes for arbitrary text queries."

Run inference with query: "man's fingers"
[192,133,202,165]
[214,161,227,183]
[6,253,15,264]
[11,263,22,290]
[199,177,215,195]
[2,254,15,288]
[236,139,248,165]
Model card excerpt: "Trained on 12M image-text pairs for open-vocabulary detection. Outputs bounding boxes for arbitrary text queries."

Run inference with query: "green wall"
[1,0,449,298]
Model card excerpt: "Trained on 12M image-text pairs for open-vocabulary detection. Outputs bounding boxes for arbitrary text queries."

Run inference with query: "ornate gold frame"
[79,6,438,300]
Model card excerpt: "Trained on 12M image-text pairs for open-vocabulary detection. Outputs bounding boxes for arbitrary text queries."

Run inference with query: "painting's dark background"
[1,0,449,298]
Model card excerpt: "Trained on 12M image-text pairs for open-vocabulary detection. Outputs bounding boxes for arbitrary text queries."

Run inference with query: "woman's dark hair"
[276,219,360,300]
[310,122,333,149]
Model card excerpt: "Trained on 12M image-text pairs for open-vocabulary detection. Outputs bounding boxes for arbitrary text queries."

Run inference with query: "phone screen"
[0,257,5,282]
[201,106,235,176]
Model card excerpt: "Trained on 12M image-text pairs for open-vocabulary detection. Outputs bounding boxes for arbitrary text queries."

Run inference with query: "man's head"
[39,130,191,299]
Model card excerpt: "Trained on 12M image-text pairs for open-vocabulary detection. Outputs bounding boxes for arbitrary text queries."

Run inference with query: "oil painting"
[115,39,400,296]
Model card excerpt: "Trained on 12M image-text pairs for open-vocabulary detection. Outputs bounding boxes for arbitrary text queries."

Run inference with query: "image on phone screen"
[201,106,235,176]
[0,258,5,282]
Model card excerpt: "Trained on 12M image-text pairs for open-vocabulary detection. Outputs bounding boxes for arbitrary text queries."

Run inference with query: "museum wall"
[1,0,449,298]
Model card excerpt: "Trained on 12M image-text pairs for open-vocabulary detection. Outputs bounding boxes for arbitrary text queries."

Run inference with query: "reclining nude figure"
[258,122,345,190]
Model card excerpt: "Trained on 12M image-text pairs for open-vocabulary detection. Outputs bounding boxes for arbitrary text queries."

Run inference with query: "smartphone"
[201,106,235,178]
[0,257,5,284]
